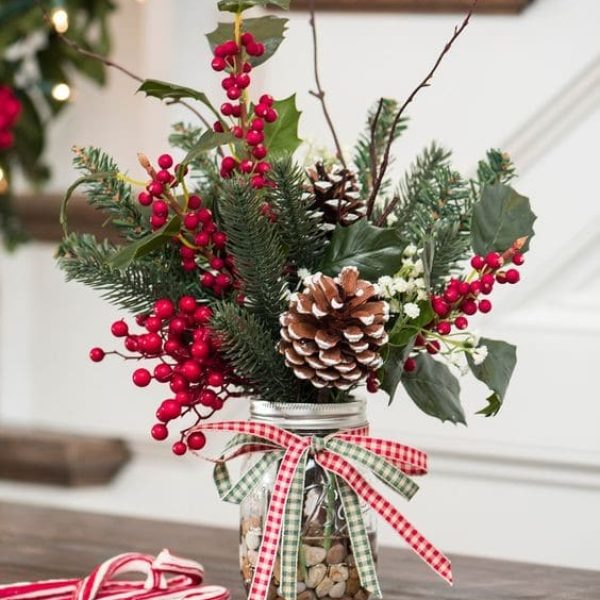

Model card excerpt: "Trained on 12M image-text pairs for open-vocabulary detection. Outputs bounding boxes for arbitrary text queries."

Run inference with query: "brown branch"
[366,0,478,218]
[368,98,384,195]
[38,4,213,131]
[308,0,347,169]
[375,195,400,227]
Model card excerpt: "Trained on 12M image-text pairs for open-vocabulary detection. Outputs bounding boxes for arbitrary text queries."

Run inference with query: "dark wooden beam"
[290,0,533,13]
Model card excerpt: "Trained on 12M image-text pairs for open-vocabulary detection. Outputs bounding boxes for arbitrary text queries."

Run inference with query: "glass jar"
[239,400,377,600]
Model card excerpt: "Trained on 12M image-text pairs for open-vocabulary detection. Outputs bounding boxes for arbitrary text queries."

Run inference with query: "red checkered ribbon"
[189,420,452,600]
[0,549,230,600]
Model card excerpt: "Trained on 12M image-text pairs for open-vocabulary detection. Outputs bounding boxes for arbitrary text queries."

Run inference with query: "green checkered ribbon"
[193,421,452,600]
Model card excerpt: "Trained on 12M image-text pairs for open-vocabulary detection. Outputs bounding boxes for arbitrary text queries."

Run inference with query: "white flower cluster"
[377,245,428,318]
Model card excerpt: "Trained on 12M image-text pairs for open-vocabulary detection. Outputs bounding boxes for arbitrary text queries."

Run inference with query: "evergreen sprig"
[58,233,206,313]
[267,157,326,273]
[72,146,148,241]
[476,149,516,187]
[218,178,288,332]
[211,302,311,403]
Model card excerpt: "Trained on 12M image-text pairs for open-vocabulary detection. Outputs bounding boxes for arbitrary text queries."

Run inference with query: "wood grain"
[290,0,532,13]
[0,429,131,487]
[1,501,599,598]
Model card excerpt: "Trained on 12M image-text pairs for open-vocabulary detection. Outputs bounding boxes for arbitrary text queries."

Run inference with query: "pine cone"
[279,267,389,390]
[308,163,366,228]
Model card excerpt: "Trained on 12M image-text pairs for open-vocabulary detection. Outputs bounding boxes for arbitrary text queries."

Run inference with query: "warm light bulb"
[51,83,71,102]
[0,168,7,194]
[51,8,69,33]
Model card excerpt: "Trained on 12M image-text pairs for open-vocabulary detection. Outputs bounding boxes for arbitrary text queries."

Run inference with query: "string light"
[0,168,7,195]
[50,8,69,33]
[51,83,71,102]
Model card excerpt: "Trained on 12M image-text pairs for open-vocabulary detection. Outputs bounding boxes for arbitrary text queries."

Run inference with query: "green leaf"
[319,220,403,281]
[183,131,236,166]
[263,94,302,156]
[109,216,182,270]
[471,184,536,255]
[380,344,414,405]
[467,337,517,417]
[401,354,466,424]
[388,301,434,347]
[218,0,290,13]
[207,16,288,68]
[137,79,221,120]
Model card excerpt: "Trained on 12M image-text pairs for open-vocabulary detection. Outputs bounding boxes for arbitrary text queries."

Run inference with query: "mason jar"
[239,400,377,600]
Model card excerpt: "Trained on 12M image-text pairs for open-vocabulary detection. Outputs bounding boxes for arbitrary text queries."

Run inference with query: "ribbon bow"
[189,421,452,600]
[0,549,231,600]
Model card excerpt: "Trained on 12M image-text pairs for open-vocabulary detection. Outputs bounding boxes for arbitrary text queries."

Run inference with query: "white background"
[1,0,599,572]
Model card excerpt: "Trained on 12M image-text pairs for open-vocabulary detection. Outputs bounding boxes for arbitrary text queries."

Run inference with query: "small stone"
[241,559,252,582]
[298,591,316,600]
[306,564,328,588]
[267,583,278,600]
[305,522,324,539]
[246,530,261,551]
[304,545,327,566]
[329,582,347,599]
[345,573,360,596]
[326,544,347,565]
[273,558,281,585]
[346,554,356,568]
[353,589,369,600]
[242,515,261,535]
[316,577,334,598]
[247,550,258,567]
[329,565,349,582]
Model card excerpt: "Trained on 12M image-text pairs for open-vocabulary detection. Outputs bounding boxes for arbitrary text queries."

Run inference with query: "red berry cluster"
[90,296,240,455]
[403,244,525,372]
[137,153,238,297]
[0,86,22,151]
[211,32,277,189]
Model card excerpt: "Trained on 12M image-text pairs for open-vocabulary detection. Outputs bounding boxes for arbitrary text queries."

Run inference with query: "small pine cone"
[308,163,366,228]
[279,266,389,390]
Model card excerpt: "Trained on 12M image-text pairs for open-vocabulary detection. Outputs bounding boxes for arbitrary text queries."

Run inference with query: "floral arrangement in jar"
[57,1,537,599]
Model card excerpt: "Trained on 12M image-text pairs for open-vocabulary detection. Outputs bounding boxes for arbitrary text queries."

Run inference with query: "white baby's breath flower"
[471,345,489,366]
[378,275,395,299]
[412,259,424,276]
[297,268,313,286]
[390,298,401,313]
[387,213,398,226]
[416,288,429,301]
[414,277,426,289]
[392,277,411,294]
[403,302,420,319]
[403,244,417,258]
[466,330,481,347]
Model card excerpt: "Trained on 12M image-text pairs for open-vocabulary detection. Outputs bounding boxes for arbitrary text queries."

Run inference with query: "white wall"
[1,0,599,572]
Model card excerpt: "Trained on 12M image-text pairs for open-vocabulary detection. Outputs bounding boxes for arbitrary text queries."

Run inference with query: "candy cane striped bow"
[188,420,452,600]
[0,549,230,600]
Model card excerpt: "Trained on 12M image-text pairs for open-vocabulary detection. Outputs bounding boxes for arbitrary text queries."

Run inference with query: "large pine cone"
[308,163,366,228]
[279,267,389,390]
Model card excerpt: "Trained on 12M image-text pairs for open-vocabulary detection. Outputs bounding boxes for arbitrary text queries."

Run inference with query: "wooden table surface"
[0,501,598,599]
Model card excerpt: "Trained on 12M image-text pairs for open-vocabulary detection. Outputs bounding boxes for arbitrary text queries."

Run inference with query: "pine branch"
[218,178,288,332]
[72,146,148,241]
[267,157,327,272]
[58,233,207,314]
[0,192,28,251]
[353,98,408,210]
[211,302,312,404]
[475,148,516,187]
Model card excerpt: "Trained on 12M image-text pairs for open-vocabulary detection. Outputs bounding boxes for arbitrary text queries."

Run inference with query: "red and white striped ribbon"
[0,549,230,600]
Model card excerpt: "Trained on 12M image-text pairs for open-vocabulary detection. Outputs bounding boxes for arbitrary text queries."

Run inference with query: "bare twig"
[367,0,478,218]
[38,4,213,131]
[375,195,400,227]
[368,98,384,194]
[308,0,347,169]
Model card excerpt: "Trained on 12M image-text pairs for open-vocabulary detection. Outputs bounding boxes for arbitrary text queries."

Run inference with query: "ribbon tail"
[319,452,453,585]
[280,450,309,600]
[335,476,382,598]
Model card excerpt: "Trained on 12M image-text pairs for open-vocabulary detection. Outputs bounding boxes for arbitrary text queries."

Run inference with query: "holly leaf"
[183,131,236,166]
[137,80,220,119]
[218,0,290,12]
[207,16,288,68]
[467,337,517,417]
[109,216,182,270]
[263,94,301,156]
[401,354,466,424]
[471,183,537,255]
[319,220,403,281]
[380,344,413,405]
[388,301,434,347]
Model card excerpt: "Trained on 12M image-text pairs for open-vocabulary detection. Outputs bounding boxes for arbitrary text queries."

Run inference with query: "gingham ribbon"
[0,549,231,600]
[188,421,452,600]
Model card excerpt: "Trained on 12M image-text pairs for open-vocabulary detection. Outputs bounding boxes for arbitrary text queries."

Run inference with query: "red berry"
[454,316,469,330]
[89,347,105,362]
[214,44,227,58]
[505,268,520,284]
[246,130,264,146]
[251,175,266,189]
[175,391,192,406]
[259,94,274,106]
[214,121,224,134]
[496,271,507,284]
[152,200,169,217]
[169,317,186,335]
[469,281,482,296]
[512,252,525,266]
[239,159,254,174]
[150,215,166,230]
[197,208,213,223]
[236,74,251,89]
[432,297,450,317]
[111,320,129,337]
[461,299,478,315]
[240,31,254,46]
[265,108,278,123]
[232,126,244,139]
[172,441,187,456]
[182,360,202,382]
[485,252,503,270]
[478,299,492,313]
[470,255,485,270]
[227,86,241,101]
[366,377,379,393]
[147,181,164,197]
[184,213,200,230]
[220,102,234,116]
[436,321,452,336]
[187,432,207,451]
[194,305,213,324]
[211,57,226,71]
[207,371,225,387]
[154,298,175,319]
[160,399,182,420]
[215,273,231,288]
[458,282,470,296]
[224,40,239,55]
[212,231,228,248]
[191,341,210,359]
[256,162,271,175]
[145,316,162,333]
[443,287,460,303]
[252,145,267,160]
[154,363,172,382]
[251,118,264,131]
[221,156,237,172]
[125,336,139,352]
[426,340,441,355]
[200,389,216,406]
[195,232,210,247]
[143,333,162,354]
[403,357,417,372]
[151,424,169,441]
[231,104,242,118]
[158,153,173,169]
[179,296,197,314]
[254,103,269,118]
[201,272,215,288]
[133,368,152,387]
[210,257,225,270]
[138,191,152,206]
[188,195,202,210]
[170,375,188,393]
